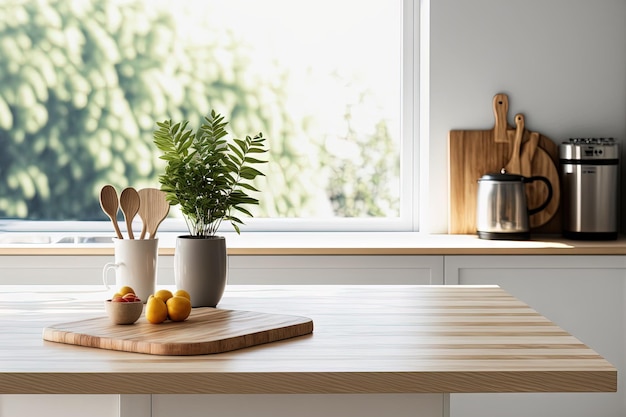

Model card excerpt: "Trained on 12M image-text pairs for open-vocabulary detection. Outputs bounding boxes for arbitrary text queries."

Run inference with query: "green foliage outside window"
[0,0,399,222]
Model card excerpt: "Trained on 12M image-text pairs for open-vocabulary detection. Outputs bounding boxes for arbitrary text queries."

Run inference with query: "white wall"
[426,0,626,233]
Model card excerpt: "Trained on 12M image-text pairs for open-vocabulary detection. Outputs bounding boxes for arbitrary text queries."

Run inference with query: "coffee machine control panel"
[560,138,619,161]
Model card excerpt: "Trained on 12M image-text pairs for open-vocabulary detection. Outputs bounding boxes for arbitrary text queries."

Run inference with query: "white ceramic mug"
[102,238,158,303]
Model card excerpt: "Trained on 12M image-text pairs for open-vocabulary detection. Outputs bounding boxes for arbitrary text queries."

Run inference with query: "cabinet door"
[152,394,445,417]
[0,395,119,417]
[0,255,442,286]
[445,255,626,417]
[227,255,444,284]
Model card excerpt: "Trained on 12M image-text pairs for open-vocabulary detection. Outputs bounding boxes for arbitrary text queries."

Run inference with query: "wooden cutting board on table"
[43,308,314,356]
[448,93,561,234]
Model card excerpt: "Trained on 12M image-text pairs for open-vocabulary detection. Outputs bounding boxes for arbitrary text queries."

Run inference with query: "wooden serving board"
[43,308,313,356]
[448,93,561,234]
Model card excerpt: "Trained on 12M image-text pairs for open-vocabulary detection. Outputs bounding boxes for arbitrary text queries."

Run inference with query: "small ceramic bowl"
[104,300,143,325]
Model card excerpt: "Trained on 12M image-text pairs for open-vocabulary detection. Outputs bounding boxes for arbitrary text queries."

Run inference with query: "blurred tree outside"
[0,0,400,223]
[319,75,400,218]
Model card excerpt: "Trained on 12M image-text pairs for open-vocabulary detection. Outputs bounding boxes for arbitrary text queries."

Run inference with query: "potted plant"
[153,110,267,307]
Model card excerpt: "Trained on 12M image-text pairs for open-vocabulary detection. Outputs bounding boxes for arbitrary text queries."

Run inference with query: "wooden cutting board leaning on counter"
[449,93,561,234]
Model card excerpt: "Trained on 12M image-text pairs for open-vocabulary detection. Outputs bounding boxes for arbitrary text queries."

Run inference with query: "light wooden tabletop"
[0,285,617,394]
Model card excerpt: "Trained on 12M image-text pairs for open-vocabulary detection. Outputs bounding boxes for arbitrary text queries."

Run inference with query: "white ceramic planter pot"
[174,236,227,307]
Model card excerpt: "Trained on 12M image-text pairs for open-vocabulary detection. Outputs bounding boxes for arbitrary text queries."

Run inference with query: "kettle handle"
[524,176,553,215]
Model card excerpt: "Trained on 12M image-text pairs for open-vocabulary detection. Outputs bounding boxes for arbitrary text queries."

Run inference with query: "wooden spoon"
[137,188,151,239]
[99,185,123,240]
[138,188,170,239]
[119,187,140,239]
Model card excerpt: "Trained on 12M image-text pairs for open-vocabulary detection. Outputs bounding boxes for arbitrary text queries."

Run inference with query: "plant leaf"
[153,109,268,236]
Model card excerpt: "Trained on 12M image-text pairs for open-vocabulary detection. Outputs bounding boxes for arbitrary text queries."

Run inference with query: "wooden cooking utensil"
[137,188,150,239]
[99,185,123,240]
[138,188,170,239]
[119,187,140,239]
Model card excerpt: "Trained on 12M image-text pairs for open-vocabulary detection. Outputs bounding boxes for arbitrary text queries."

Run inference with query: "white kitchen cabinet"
[227,255,444,285]
[0,255,443,286]
[445,255,626,417]
[0,395,119,417]
[152,394,444,417]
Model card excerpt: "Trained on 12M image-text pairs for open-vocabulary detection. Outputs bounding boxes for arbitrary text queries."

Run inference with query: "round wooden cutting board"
[505,127,560,229]
[526,136,560,228]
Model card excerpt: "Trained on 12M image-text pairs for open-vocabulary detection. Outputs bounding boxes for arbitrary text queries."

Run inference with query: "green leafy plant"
[153,110,267,237]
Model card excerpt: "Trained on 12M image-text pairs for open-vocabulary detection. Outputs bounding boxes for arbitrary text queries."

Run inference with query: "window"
[0,0,418,233]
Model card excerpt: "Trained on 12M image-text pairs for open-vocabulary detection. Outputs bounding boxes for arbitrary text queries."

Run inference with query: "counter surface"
[0,285,616,394]
[1,232,626,255]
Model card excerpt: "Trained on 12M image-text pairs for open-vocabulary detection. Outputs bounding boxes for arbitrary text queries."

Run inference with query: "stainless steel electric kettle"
[476,171,553,240]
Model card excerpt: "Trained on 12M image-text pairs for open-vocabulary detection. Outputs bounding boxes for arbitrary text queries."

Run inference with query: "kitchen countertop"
[1,232,626,256]
[0,284,616,395]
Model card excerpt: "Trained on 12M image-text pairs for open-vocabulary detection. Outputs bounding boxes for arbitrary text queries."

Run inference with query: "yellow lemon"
[174,289,191,301]
[118,286,135,296]
[166,296,192,322]
[146,295,168,324]
[154,289,173,303]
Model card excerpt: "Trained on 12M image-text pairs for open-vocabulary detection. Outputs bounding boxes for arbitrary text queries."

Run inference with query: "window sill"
[0,232,625,256]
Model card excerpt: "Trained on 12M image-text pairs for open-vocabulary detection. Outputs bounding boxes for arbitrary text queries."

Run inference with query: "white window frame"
[0,0,422,235]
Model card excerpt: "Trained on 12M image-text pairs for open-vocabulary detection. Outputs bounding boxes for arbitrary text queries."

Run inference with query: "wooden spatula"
[138,188,170,239]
